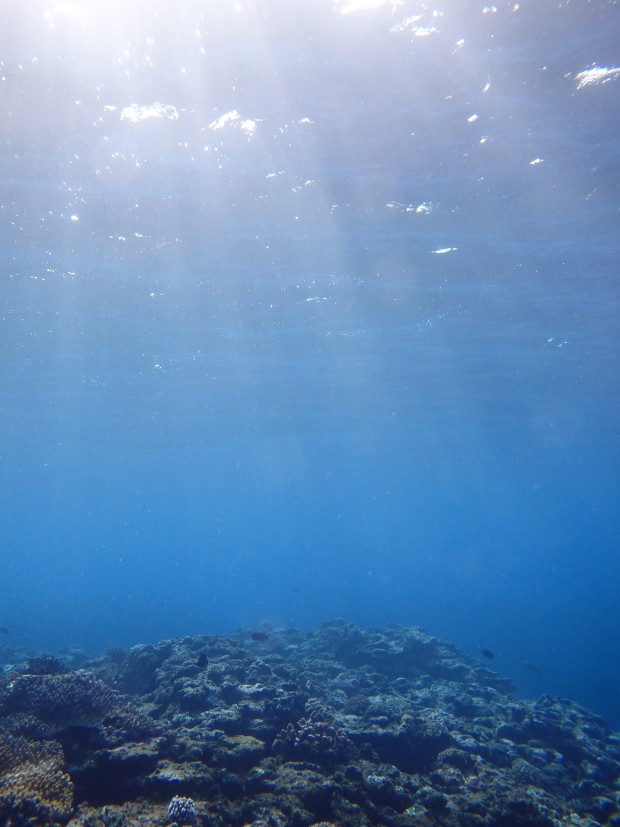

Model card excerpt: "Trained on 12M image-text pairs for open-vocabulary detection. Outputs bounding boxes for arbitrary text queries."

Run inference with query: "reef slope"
[1,621,619,826]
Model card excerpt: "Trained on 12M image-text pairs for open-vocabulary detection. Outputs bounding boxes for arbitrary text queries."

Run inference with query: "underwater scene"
[1,0,619,824]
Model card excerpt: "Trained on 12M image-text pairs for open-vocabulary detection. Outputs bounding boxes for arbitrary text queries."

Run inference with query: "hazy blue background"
[1,0,619,725]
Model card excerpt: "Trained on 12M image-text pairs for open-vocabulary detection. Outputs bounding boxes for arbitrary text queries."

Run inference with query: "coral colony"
[1,621,620,825]
[167,796,197,825]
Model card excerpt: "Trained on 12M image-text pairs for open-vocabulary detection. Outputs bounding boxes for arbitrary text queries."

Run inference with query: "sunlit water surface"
[1,0,619,725]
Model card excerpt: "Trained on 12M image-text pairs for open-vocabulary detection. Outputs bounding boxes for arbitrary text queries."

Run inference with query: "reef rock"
[1,621,619,826]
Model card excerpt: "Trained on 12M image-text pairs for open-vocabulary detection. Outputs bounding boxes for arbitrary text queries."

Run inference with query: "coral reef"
[23,656,69,676]
[1,621,619,826]
[166,795,197,825]
[0,733,73,823]
[272,708,353,766]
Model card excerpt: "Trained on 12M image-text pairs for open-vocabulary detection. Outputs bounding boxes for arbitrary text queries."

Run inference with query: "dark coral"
[0,621,619,826]
[0,669,159,820]
[0,733,73,823]
[0,792,55,827]
[22,656,69,676]
[166,794,197,825]
[3,673,118,727]
[1,671,156,741]
[272,716,354,765]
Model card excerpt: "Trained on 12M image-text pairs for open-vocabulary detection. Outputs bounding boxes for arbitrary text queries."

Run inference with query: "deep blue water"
[1,0,619,726]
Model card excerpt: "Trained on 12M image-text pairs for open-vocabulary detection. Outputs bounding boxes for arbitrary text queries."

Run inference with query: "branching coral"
[0,733,73,821]
[4,673,118,726]
[166,795,197,825]
[2,672,157,742]
[22,656,69,676]
[272,716,353,764]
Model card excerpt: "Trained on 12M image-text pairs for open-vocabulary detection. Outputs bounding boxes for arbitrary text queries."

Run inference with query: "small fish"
[522,660,542,676]
[480,647,494,659]
[251,631,269,642]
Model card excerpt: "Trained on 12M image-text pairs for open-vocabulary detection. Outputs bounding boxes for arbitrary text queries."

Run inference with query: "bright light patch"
[392,14,422,31]
[208,111,258,137]
[431,247,457,255]
[45,2,88,25]
[335,0,401,14]
[121,102,179,123]
[210,110,240,130]
[391,16,438,36]
[386,200,434,214]
[575,66,620,89]
[413,25,438,36]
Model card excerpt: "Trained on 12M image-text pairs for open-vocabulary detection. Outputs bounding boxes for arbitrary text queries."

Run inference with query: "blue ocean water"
[1,0,619,727]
